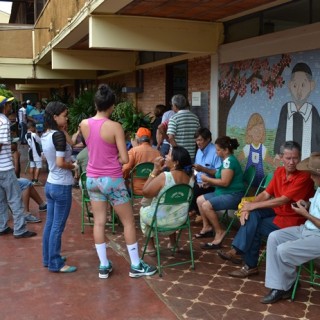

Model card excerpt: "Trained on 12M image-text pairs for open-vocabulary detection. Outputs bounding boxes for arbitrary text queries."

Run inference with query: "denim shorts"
[204,191,244,211]
[18,178,33,191]
[86,176,130,206]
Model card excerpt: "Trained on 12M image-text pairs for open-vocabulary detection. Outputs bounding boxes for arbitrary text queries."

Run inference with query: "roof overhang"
[89,15,223,54]
[51,49,136,70]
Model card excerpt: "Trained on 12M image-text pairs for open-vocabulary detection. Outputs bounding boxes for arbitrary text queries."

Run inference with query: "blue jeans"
[0,169,27,235]
[232,208,278,267]
[160,143,170,157]
[19,122,27,143]
[43,182,72,271]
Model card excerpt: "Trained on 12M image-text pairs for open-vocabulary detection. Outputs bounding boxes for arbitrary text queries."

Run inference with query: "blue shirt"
[194,143,222,183]
[26,104,34,116]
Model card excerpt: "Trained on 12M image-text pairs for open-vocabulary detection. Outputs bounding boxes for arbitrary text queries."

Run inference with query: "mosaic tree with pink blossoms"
[218,54,291,136]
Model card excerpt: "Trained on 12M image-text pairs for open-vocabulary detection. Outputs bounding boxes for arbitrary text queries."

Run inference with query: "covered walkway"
[0,144,319,319]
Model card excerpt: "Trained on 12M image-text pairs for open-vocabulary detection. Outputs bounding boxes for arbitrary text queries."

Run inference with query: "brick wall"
[106,55,211,120]
[187,56,211,102]
[137,66,166,116]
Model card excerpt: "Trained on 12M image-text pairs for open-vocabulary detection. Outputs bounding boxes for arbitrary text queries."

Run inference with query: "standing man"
[29,101,45,135]
[0,96,37,238]
[218,141,314,277]
[157,107,175,157]
[26,99,34,116]
[167,94,200,161]
[18,101,27,144]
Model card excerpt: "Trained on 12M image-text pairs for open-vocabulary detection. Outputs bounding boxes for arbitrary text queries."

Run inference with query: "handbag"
[234,196,256,217]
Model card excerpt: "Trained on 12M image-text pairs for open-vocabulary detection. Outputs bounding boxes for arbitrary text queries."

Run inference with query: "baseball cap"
[0,96,14,106]
[136,127,151,139]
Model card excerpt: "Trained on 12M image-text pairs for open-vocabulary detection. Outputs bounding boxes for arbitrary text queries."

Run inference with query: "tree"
[0,86,14,99]
[218,54,291,136]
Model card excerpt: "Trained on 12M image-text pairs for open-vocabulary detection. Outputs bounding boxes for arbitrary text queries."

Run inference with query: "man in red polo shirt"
[218,141,314,278]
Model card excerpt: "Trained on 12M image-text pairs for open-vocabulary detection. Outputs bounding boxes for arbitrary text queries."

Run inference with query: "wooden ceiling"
[118,0,290,22]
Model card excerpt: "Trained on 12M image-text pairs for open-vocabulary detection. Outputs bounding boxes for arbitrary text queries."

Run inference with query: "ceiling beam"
[35,65,97,79]
[0,58,33,79]
[15,83,71,90]
[52,49,136,70]
[89,15,223,53]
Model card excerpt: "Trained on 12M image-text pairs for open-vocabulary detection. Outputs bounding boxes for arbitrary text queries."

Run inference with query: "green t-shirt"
[215,154,245,195]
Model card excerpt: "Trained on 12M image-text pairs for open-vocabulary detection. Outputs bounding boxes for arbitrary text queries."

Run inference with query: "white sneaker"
[25,213,42,223]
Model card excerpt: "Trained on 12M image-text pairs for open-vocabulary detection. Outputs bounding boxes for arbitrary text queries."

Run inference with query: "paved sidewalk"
[1,143,319,319]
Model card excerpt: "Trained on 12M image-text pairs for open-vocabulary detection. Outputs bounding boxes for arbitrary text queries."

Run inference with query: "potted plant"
[67,90,96,134]
[111,100,152,139]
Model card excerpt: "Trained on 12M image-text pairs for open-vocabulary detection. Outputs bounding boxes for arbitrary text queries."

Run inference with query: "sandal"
[59,265,77,273]
[201,242,222,250]
[194,230,214,239]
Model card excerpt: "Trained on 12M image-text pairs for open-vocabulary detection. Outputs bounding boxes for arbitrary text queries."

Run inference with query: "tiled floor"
[1,144,320,319]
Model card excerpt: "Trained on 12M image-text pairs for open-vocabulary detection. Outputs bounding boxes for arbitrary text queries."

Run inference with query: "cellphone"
[292,202,305,208]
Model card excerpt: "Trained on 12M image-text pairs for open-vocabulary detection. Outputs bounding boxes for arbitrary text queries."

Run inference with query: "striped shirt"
[167,110,200,159]
[0,113,14,171]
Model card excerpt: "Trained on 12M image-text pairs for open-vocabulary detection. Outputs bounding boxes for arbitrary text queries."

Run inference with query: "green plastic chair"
[220,165,257,235]
[255,172,275,266]
[80,171,117,234]
[291,260,320,301]
[141,184,194,277]
[129,162,154,202]
[255,172,274,196]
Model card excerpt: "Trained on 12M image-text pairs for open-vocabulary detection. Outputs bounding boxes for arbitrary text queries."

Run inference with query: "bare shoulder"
[108,120,124,132]
[79,119,89,127]
[108,119,121,128]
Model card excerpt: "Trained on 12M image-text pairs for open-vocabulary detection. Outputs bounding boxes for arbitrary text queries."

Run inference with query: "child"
[25,122,43,185]
[238,113,274,187]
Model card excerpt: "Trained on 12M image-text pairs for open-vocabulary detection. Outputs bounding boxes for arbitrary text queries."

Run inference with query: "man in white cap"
[261,152,320,304]
[0,96,37,238]
[26,99,34,116]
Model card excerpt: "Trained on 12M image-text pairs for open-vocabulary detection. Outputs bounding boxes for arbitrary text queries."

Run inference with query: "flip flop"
[201,242,222,250]
[59,265,77,273]
[194,230,214,239]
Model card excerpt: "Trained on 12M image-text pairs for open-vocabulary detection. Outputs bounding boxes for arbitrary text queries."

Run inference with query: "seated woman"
[140,146,194,254]
[196,136,245,249]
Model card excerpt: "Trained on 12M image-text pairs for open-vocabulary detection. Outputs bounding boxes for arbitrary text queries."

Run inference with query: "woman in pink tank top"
[80,84,157,279]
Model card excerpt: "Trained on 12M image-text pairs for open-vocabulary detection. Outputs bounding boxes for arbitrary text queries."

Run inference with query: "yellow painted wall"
[33,0,86,57]
[0,30,33,58]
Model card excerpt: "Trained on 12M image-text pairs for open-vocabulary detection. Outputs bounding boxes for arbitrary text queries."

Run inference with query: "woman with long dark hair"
[41,101,77,272]
[140,145,194,253]
[196,136,245,249]
[80,84,157,279]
